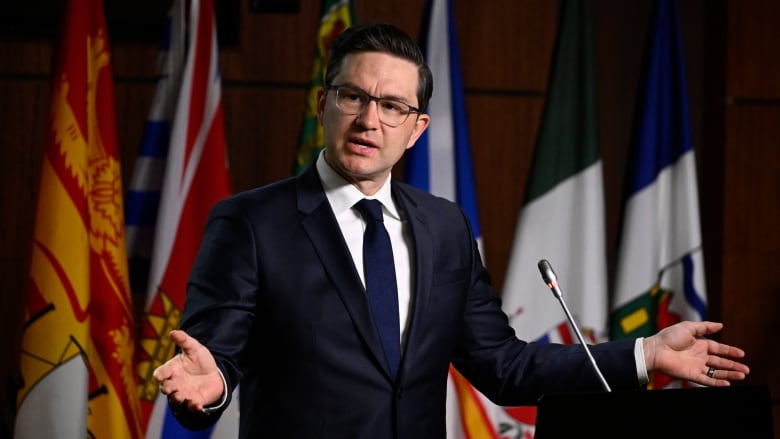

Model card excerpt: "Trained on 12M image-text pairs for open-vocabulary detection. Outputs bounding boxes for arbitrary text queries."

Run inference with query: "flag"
[610,0,707,390]
[125,0,235,436]
[500,0,608,436]
[293,0,356,175]
[14,0,143,437]
[408,1,495,437]
[125,0,186,314]
[124,0,186,433]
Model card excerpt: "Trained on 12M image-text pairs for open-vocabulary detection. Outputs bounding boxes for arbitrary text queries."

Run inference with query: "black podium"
[534,385,774,438]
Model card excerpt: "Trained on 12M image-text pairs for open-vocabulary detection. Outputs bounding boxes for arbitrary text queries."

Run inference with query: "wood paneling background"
[1,0,777,434]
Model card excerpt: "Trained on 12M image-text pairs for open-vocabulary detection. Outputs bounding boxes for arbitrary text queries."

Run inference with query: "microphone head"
[537,259,557,284]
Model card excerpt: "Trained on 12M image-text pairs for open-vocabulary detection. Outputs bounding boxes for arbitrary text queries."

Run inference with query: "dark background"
[1,0,778,434]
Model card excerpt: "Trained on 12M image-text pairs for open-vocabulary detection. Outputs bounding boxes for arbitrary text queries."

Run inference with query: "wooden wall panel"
[728,0,780,99]
[465,94,545,291]
[727,0,780,427]
[722,105,780,348]
[0,40,53,75]
[722,104,780,433]
[221,1,321,84]
[112,44,160,78]
[355,0,427,39]
[456,0,558,91]
[222,86,307,191]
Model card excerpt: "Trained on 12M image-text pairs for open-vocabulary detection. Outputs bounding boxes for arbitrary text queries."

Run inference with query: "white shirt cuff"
[634,337,649,386]
[201,368,228,414]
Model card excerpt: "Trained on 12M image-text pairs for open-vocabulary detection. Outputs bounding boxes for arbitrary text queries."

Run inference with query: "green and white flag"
[502,0,608,368]
[497,2,608,435]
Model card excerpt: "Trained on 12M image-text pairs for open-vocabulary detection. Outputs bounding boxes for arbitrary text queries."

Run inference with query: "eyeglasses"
[328,84,421,127]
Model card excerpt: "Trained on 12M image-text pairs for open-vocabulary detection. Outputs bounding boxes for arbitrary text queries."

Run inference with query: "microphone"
[537,259,612,392]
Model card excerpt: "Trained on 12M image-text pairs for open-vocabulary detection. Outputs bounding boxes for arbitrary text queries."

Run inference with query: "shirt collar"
[316,150,400,220]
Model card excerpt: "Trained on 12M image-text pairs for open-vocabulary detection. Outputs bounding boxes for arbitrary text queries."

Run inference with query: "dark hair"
[325,23,433,112]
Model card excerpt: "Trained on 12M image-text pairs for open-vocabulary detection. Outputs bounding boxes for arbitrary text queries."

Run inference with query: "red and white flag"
[130,0,234,436]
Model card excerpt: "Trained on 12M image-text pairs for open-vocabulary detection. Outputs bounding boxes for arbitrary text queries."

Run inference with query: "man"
[154,23,749,438]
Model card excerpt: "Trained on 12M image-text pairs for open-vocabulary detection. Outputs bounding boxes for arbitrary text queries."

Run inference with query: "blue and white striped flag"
[125,0,186,311]
[408,0,482,254]
[610,0,708,390]
[408,1,498,437]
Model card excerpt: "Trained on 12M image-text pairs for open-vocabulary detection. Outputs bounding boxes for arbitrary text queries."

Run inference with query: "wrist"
[642,335,656,372]
[202,368,228,414]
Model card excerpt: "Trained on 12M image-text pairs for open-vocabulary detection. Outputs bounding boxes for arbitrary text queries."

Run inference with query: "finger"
[169,329,189,347]
[167,391,188,405]
[694,366,727,387]
[701,367,747,386]
[716,368,748,381]
[708,355,751,374]
[694,321,724,337]
[186,398,206,412]
[158,374,180,397]
[159,381,171,396]
[170,329,205,355]
[164,384,200,407]
[706,339,747,360]
[152,363,172,382]
[167,392,205,412]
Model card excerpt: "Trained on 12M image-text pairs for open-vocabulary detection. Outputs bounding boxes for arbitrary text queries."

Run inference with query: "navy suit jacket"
[173,163,640,438]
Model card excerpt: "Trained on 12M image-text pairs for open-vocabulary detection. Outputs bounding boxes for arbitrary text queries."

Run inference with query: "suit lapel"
[296,165,391,378]
[391,184,435,377]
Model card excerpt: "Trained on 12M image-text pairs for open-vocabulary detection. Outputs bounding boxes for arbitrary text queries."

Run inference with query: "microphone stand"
[538,259,612,392]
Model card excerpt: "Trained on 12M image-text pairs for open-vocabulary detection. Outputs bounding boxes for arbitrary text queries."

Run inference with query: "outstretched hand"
[643,321,750,386]
[153,329,225,412]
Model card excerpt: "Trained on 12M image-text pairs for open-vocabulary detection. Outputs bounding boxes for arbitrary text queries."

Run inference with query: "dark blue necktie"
[354,199,401,376]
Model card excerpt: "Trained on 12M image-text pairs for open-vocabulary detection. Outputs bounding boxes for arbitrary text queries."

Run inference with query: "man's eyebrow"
[374,91,415,106]
[341,83,413,105]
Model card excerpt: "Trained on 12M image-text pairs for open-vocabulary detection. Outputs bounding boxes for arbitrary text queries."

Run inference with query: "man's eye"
[342,91,363,102]
[381,100,406,114]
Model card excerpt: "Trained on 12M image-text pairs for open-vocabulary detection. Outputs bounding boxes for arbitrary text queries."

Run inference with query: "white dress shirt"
[316,151,414,346]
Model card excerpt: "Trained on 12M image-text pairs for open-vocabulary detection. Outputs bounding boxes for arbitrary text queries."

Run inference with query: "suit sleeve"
[447,206,641,406]
[170,197,257,428]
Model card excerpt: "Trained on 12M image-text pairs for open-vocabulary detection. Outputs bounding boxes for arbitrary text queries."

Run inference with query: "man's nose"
[356,100,381,127]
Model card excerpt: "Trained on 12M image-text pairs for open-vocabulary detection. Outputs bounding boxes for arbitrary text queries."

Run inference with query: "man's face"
[317,51,430,195]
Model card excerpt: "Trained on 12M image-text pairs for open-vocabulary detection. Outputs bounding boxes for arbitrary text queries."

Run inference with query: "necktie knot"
[355,198,384,223]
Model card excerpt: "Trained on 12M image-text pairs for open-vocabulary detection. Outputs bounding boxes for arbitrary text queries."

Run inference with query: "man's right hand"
[153,329,225,412]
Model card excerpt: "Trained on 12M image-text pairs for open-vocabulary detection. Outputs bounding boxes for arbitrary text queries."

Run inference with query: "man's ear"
[406,113,430,149]
[316,88,326,123]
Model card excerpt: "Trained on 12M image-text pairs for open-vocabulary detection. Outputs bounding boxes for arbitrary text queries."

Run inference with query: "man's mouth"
[349,137,378,150]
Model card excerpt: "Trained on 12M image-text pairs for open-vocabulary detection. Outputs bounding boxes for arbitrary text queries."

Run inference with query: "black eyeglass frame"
[327,84,422,127]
